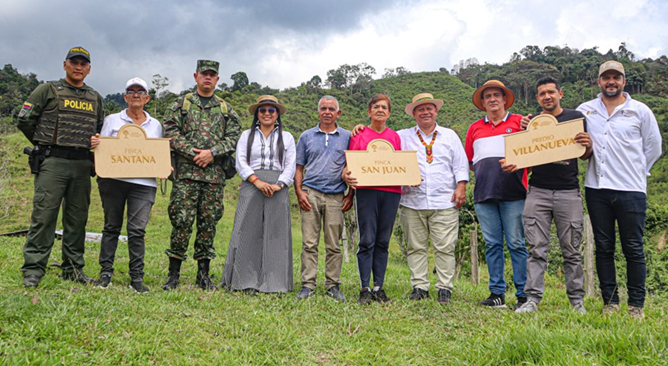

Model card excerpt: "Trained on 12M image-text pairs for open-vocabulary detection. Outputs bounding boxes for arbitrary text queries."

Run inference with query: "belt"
[43,145,91,160]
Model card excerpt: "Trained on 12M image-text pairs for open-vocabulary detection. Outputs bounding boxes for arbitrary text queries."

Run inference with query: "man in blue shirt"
[295,95,353,302]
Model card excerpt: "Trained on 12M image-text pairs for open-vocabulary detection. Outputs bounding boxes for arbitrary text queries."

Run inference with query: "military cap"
[66,46,91,62]
[197,60,219,74]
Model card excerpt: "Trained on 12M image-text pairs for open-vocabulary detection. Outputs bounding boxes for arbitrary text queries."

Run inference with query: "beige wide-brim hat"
[404,93,444,116]
[249,95,287,115]
[472,80,515,111]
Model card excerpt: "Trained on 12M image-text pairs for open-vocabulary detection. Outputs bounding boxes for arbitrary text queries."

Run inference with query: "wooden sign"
[94,124,172,178]
[504,114,585,169]
[345,139,421,186]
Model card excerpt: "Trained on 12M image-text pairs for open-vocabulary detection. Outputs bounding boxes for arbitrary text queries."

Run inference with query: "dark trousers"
[355,189,401,289]
[586,188,647,307]
[98,178,156,281]
[22,157,92,277]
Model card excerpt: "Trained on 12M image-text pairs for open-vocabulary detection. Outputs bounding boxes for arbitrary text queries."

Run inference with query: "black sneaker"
[358,288,374,305]
[296,286,315,300]
[23,274,41,288]
[373,288,392,303]
[512,296,528,311]
[437,289,452,305]
[478,293,507,308]
[96,274,112,289]
[129,281,150,294]
[408,287,430,301]
[326,285,346,302]
[62,269,94,284]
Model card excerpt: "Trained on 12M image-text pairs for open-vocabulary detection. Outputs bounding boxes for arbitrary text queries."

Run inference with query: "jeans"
[98,178,156,281]
[475,199,528,297]
[586,188,647,307]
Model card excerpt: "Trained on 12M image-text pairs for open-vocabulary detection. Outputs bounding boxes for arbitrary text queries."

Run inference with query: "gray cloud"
[1,0,665,97]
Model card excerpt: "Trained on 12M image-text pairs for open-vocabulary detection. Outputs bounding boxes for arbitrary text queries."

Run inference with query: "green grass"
[1,130,668,365]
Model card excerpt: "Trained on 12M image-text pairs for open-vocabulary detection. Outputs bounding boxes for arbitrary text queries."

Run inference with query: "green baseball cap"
[66,46,91,62]
[197,60,219,74]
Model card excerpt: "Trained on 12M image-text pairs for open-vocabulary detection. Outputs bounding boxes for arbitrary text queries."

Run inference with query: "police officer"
[17,46,104,287]
[162,60,241,291]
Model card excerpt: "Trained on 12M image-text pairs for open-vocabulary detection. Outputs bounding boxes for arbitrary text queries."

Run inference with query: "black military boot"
[162,257,182,291]
[196,259,217,291]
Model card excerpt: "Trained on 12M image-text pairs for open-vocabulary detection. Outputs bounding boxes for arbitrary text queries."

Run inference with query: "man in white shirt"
[90,77,162,293]
[577,60,663,319]
[398,93,469,304]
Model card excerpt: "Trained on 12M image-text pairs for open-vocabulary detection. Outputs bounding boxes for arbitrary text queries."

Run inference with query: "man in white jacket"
[577,60,663,319]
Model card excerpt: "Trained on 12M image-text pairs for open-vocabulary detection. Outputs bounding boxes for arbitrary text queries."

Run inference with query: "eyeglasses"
[259,107,277,114]
[126,90,147,95]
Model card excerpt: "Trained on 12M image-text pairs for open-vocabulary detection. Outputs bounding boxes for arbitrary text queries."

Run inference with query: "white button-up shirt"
[398,125,469,210]
[99,109,163,187]
[577,92,662,194]
[235,127,296,186]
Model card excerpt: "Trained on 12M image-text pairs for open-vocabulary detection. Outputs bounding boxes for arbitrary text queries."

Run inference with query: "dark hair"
[481,87,505,99]
[367,93,392,112]
[536,76,560,92]
[245,108,285,167]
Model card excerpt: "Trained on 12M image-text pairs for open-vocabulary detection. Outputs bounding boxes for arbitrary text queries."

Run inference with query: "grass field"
[1,131,667,365]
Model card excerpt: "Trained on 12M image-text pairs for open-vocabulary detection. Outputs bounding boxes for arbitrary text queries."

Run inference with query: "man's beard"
[602,86,622,98]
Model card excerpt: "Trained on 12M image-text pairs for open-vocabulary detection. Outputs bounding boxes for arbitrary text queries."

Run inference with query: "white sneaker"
[515,300,538,314]
[573,302,587,314]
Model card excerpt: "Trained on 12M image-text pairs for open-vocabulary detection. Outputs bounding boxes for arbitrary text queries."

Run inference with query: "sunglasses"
[258,107,277,114]
[126,90,147,95]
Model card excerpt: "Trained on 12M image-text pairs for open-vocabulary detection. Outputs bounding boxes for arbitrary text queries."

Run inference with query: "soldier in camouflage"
[17,46,104,287]
[162,60,241,291]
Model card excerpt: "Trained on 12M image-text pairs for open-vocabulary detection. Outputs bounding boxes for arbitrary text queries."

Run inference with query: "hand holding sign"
[503,114,585,169]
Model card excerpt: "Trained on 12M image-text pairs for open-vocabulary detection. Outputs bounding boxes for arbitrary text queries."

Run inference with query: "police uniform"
[162,60,241,290]
[16,47,104,285]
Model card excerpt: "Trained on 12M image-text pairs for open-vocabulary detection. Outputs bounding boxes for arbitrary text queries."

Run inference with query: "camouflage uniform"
[163,89,241,261]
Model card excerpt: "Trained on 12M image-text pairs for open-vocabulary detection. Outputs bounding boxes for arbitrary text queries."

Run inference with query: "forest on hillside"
[1,43,667,296]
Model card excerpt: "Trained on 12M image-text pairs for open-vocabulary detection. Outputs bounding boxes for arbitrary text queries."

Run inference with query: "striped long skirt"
[221,169,294,293]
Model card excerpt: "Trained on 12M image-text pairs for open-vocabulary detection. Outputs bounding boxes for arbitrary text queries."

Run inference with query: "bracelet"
[249,176,259,184]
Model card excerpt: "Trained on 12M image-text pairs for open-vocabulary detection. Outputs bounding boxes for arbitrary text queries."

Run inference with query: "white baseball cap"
[125,77,149,91]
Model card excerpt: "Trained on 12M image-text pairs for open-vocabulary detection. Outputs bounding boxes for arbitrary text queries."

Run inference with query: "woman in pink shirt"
[343,94,402,305]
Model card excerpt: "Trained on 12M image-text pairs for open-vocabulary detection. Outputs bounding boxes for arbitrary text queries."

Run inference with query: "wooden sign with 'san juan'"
[95,124,171,178]
[504,114,585,169]
[345,139,421,186]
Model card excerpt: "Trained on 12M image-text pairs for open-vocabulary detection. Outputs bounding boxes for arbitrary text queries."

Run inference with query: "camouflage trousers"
[166,179,224,261]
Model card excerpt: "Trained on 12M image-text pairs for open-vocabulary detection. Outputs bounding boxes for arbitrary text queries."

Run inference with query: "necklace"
[416,129,437,164]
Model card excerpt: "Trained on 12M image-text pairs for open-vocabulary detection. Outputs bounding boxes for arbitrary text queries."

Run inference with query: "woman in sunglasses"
[222,95,296,294]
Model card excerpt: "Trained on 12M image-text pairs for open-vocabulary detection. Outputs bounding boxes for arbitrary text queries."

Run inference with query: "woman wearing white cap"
[90,77,161,293]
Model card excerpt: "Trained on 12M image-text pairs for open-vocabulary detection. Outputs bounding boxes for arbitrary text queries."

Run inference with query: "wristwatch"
[277,181,285,189]
[210,148,218,157]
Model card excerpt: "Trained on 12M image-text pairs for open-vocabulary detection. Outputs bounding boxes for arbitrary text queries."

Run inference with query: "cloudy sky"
[2,0,666,96]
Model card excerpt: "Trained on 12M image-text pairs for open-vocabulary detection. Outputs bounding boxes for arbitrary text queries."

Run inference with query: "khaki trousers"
[300,188,344,289]
[400,206,459,291]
